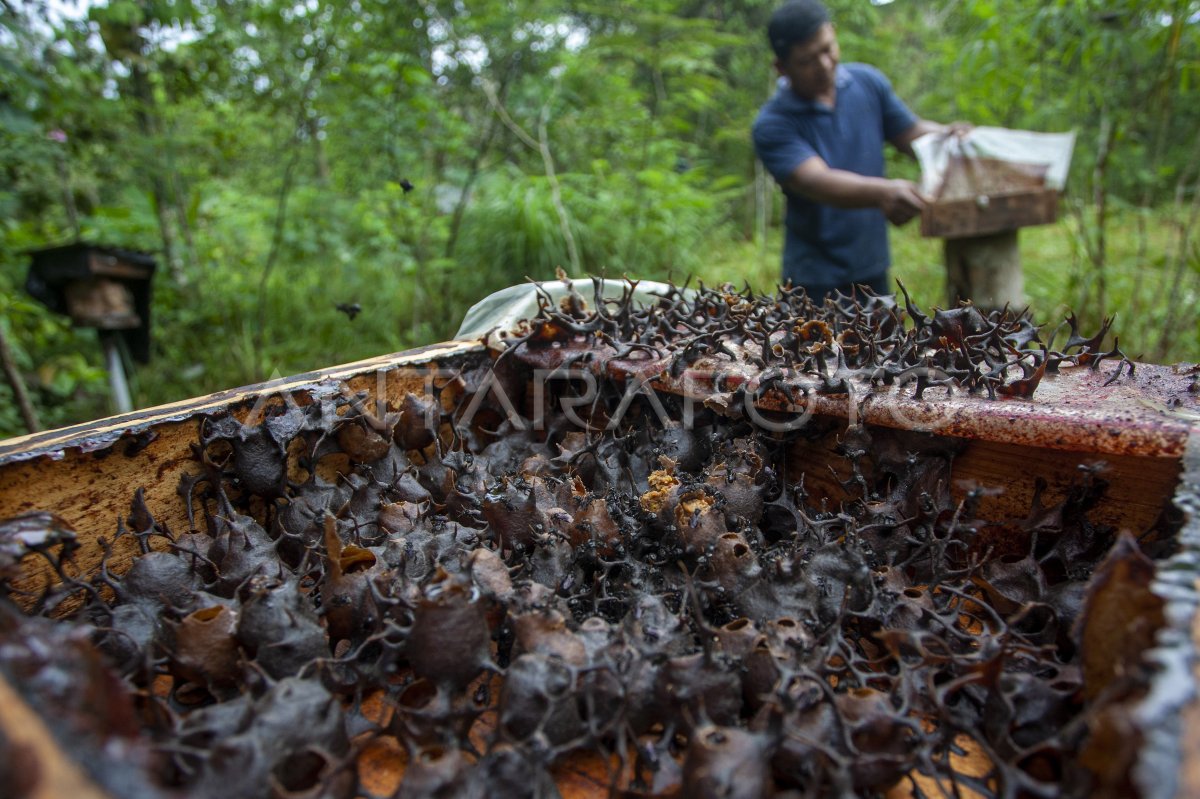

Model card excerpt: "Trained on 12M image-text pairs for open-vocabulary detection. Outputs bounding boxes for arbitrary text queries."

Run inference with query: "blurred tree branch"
[481,76,581,276]
[0,324,40,434]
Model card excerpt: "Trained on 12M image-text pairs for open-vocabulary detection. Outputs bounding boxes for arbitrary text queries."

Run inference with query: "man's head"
[768,0,839,100]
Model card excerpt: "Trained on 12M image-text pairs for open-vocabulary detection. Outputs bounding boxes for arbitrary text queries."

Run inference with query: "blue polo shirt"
[752,63,917,289]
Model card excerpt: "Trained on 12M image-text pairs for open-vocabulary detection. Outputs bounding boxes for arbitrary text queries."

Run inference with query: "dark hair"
[767,0,831,60]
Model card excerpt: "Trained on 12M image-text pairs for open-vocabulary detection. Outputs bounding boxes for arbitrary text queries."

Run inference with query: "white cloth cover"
[454,278,695,349]
[914,126,1077,197]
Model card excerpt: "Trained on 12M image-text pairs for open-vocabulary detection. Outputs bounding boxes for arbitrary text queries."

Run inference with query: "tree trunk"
[0,324,40,434]
[54,150,81,239]
[1091,111,1116,318]
[1154,169,1200,361]
[754,156,769,268]
[308,116,330,184]
[444,70,508,260]
[127,66,187,285]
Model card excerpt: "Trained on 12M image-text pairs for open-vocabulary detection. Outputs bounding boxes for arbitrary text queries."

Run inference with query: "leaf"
[96,0,144,27]
[401,65,432,86]
[1075,531,1165,702]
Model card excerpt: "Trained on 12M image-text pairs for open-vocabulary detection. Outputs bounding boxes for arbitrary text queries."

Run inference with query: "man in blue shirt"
[752,0,959,300]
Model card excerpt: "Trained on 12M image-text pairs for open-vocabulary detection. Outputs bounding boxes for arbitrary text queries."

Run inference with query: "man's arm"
[783,156,927,226]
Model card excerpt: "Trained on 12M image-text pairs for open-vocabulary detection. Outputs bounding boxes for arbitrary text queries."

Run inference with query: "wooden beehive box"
[921,155,1060,239]
[1,339,1199,798]
[25,242,158,361]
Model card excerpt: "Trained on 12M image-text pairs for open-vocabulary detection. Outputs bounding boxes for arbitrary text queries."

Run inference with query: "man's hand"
[942,121,974,140]
[786,158,931,225]
[877,179,927,226]
[891,119,974,157]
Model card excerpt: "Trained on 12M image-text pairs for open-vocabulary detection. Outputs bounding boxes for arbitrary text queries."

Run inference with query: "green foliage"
[0,0,1197,439]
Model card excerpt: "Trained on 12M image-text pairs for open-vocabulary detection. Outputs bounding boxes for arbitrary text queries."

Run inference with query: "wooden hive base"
[1,341,1197,798]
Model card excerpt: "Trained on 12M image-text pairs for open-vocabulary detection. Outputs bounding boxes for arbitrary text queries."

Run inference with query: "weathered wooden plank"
[0,340,486,599]
[921,188,1058,239]
[0,340,484,464]
[786,421,1181,537]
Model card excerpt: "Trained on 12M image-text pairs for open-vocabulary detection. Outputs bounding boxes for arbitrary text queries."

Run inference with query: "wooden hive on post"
[25,242,157,362]
[921,153,1062,312]
[24,242,158,415]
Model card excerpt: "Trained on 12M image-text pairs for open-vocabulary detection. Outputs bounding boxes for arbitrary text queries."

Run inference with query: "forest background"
[1,0,1198,437]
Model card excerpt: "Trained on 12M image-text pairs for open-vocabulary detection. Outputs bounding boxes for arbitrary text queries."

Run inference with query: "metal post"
[100,332,133,414]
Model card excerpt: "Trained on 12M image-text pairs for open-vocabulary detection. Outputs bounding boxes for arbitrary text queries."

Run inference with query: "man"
[752,0,960,300]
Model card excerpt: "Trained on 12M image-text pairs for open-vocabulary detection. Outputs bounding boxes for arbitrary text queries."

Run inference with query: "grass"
[2,205,1195,441]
